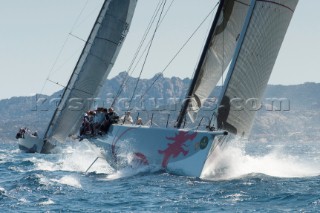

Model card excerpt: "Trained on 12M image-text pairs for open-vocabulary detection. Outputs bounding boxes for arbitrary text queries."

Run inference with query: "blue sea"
[1,139,320,212]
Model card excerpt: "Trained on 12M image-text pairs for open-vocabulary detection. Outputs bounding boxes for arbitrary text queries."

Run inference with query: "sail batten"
[217,0,299,137]
[45,0,137,142]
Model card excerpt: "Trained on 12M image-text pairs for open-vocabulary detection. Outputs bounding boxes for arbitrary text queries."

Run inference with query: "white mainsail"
[44,0,138,142]
[217,0,299,137]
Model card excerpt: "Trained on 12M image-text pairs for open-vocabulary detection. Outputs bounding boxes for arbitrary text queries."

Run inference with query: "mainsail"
[217,0,299,137]
[176,0,250,127]
[44,0,137,142]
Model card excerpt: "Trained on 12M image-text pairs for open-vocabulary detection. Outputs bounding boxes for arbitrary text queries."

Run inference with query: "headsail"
[217,0,299,137]
[44,0,138,141]
[176,0,250,127]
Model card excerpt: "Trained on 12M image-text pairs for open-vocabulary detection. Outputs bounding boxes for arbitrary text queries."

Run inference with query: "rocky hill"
[1,73,319,142]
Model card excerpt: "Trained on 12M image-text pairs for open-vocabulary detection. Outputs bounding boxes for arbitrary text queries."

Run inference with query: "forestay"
[44,0,137,142]
[217,0,299,137]
[187,0,250,122]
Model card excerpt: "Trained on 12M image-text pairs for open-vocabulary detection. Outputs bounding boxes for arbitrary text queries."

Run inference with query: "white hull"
[18,134,44,153]
[90,124,227,177]
[18,133,55,154]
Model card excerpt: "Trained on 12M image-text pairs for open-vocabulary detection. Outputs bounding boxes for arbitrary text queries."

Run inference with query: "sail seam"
[256,0,295,12]
[64,86,94,96]
[88,52,114,66]
[235,0,250,6]
[95,36,119,46]
[103,14,128,25]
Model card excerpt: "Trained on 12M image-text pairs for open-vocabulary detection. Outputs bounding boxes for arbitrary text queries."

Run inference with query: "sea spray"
[1,141,320,211]
[106,151,162,180]
[202,139,320,180]
[58,140,114,174]
[34,140,114,174]
[51,175,82,188]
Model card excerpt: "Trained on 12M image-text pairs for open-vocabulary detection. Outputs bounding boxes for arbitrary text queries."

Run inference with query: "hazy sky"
[0,0,319,100]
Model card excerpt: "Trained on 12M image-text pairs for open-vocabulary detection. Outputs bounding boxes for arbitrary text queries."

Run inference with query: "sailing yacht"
[88,0,299,177]
[17,0,138,153]
[17,0,299,178]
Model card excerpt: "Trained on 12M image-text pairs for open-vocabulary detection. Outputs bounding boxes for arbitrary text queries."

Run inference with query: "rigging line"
[73,2,106,30]
[119,0,175,104]
[39,0,91,96]
[111,1,164,107]
[127,1,164,73]
[37,0,90,129]
[138,2,219,102]
[70,0,91,32]
[48,46,83,76]
[112,0,175,107]
[129,0,175,74]
[47,79,66,88]
[46,79,94,96]
[69,33,87,43]
[221,13,225,87]
[128,0,168,107]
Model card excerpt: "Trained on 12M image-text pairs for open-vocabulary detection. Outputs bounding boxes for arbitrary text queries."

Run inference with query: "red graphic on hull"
[158,131,197,168]
[111,128,135,162]
[111,128,149,166]
[133,152,149,165]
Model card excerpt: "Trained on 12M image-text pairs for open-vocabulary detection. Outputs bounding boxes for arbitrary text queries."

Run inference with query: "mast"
[43,0,109,139]
[44,0,137,141]
[175,0,225,128]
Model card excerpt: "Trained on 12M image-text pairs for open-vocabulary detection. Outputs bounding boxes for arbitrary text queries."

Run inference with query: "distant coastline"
[1,73,319,142]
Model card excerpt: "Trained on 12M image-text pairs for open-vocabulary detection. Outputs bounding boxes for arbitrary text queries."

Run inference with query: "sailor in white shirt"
[120,111,134,124]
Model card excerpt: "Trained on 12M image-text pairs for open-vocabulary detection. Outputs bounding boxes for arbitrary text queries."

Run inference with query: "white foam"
[0,154,7,163]
[105,152,161,180]
[36,174,51,186]
[51,175,82,188]
[34,140,114,174]
[202,140,320,180]
[106,164,152,180]
[39,198,55,205]
[59,140,114,173]
[18,197,29,203]
[0,186,5,193]
[34,158,61,171]
[32,139,159,180]
[223,193,245,203]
